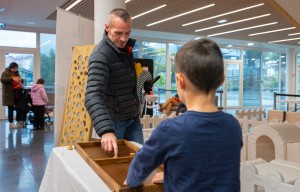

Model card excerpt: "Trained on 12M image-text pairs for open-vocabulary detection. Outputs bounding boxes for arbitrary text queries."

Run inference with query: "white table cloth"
[39,146,111,192]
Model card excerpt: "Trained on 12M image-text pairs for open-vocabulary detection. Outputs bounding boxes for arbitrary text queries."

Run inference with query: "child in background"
[31,79,48,130]
[125,39,243,191]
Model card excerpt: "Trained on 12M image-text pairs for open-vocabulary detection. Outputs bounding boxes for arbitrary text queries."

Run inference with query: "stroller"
[27,108,51,129]
[15,89,51,129]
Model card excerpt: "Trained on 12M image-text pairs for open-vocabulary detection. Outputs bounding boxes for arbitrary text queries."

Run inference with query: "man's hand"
[101,133,118,157]
[152,172,164,184]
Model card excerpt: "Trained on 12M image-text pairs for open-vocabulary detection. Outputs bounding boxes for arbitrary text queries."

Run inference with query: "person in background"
[125,38,243,191]
[85,8,143,157]
[1,62,23,128]
[135,62,152,116]
[158,93,181,116]
[30,79,48,130]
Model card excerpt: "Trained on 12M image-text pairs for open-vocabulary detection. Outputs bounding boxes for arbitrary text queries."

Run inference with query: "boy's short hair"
[36,79,45,84]
[174,38,224,94]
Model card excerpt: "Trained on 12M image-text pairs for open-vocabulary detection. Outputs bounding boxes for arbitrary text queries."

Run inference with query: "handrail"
[273,92,300,111]
[157,88,223,109]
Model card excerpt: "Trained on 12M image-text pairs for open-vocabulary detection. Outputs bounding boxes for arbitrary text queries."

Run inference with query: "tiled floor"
[0,120,54,192]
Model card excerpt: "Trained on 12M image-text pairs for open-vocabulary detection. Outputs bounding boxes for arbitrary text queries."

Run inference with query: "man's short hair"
[174,38,224,94]
[109,8,131,23]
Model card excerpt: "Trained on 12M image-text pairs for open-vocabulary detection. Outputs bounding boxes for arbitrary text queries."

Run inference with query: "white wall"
[55,8,94,146]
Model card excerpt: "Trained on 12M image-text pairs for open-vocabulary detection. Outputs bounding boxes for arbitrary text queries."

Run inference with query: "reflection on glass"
[226,64,240,107]
[262,52,279,107]
[221,48,241,60]
[297,54,300,94]
[142,42,166,102]
[243,50,261,107]
[280,53,286,94]
[40,33,56,94]
[169,43,182,90]
[0,30,36,48]
[5,53,34,87]
[133,40,139,58]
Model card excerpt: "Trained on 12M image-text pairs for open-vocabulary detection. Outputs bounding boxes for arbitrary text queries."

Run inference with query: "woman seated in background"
[158,93,181,116]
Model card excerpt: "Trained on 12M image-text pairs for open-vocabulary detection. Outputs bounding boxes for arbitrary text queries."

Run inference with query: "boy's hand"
[152,172,164,184]
[123,180,127,185]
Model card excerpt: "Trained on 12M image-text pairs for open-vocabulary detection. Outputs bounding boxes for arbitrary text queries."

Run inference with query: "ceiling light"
[208,22,277,37]
[249,27,295,36]
[247,43,254,46]
[251,58,256,61]
[218,19,227,23]
[65,0,82,11]
[132,4,166,20]
[147,4,215,27]
[195,14,270,32]
[269,37,300,43]
[182,3,264,26]
[288,32,300,36]
[125,0,131,3]
[0,7,5,13]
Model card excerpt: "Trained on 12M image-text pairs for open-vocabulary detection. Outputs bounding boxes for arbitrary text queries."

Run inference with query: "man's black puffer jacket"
[85,32,138,137]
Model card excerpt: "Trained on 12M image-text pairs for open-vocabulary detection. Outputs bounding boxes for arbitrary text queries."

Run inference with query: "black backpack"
[15,89,32,113]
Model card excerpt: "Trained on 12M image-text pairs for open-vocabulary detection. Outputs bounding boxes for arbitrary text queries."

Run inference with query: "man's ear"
[105,24,109,33]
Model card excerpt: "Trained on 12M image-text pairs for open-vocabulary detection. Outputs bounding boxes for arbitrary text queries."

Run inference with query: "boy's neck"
[184,91,218,113]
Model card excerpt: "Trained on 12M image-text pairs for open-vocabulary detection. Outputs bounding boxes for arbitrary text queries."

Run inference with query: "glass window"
[133,40,139,58]
[40,33,56,94]
[297,54,300,94]
[0,30,36,48]
[169,43,182,90]
[142,42,166,101]
[5,53,34,87]
[243,50,261,107]
[221,48,241,60]
[280,53,286,93]
[262,52,279,107]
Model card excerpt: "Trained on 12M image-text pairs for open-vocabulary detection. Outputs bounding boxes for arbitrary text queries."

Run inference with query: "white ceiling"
[0,0,300,50]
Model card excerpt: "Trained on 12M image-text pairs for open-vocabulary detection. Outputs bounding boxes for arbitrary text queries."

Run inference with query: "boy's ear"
[176,73,185,89]
[219,74,225,86]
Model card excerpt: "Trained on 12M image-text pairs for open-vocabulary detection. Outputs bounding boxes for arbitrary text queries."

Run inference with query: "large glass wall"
[262,52,280,107]
[280,53,286,93]
[0,30,36,48]
[132,40,139,58]
[297,54,300,94]
[141,42,167,101]
[221,48,241,60]
[243,50,261,107]
[168,44,182,91]
[40,33,56,94]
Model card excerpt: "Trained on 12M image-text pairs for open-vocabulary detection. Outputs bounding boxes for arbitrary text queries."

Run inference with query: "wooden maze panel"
[75,140,139,159]
[59,45,96,146]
